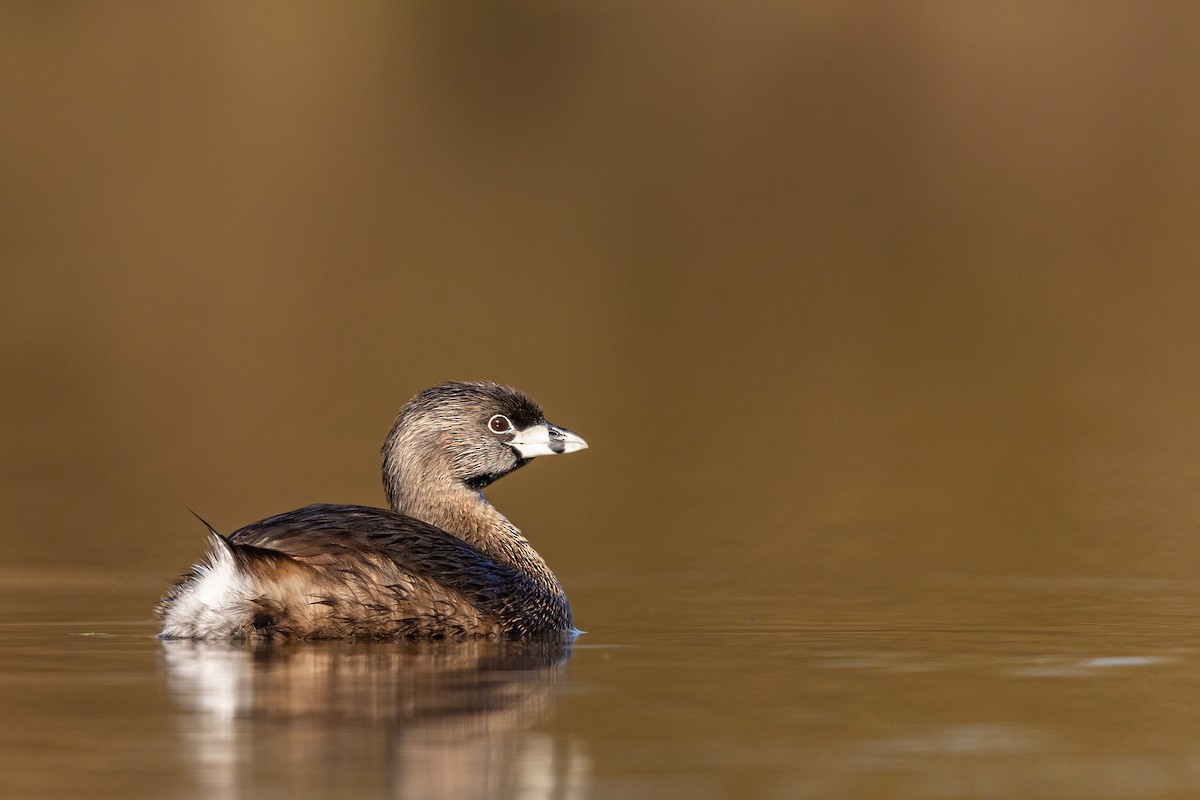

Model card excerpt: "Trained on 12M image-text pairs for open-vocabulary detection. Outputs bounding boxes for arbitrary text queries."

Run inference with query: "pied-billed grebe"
[158,381,587,639]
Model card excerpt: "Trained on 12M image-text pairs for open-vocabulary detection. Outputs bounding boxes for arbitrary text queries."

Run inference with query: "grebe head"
[383,382,587,505]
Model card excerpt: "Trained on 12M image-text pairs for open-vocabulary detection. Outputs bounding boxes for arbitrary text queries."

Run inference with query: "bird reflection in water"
[160,637,589,800]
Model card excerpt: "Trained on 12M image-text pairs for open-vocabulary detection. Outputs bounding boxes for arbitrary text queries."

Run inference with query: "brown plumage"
[157,382,587,639]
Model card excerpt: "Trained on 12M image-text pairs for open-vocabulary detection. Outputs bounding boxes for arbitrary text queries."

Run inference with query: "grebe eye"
[488,414,513,434]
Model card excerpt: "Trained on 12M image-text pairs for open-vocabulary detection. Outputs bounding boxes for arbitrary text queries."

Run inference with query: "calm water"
[6,574,1200,799]
[6,3,1200,799]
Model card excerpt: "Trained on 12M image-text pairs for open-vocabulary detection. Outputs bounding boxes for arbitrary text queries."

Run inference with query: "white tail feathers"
[159,535,259,638]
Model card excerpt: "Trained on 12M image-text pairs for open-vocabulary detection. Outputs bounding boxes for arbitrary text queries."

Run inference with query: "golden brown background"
[6,3,1200,601]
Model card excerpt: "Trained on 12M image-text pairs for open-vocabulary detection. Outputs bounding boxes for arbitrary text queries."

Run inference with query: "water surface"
[5,573,1200,799]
